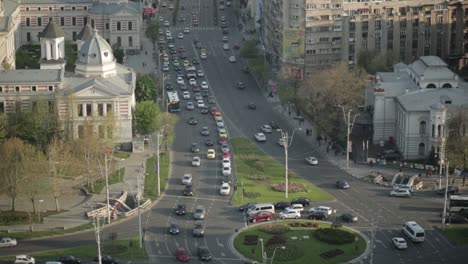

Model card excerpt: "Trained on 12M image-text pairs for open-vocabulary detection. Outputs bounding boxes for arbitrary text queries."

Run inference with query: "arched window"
[418,143,425,156]
[426,83,436,89]
[419,121,426,135]
[442,83,452,88]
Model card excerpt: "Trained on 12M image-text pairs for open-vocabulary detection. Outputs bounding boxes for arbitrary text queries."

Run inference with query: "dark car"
[237,82,245,89]
[166,83,174,90]
[188,117,197,125]
[222,28,228,35]
[248,102,256,110]
[179,53,187,59]
[193,59,200,65]
[183,185,194,196]
[290,197,310,207]
[437,185,459,195]
[205,139,214,146]
[445,214,468,224]
[308,211,327,220]
[208,96,216,104]
[193,86,201,92]
[169,222,181,235]
[269,121,279,129]
[339,213,358,223]
[191,142,200,153]
[201,108,209,114]
[274,201,291,210]
[57,256,81,264]
[176,204,186,215]
[174,66,182,72]
[242,66,249,73]
[377,150,401,161]
[202,91,210,97]
[233,43,240,49]
[94,255,119,264]
[222,175,231,184]
[336,180,349,189]
[239,202,255,212]
[197,246,213,261]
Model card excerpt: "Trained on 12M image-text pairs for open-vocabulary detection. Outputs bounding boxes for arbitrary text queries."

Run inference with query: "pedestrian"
[369,160,373,167]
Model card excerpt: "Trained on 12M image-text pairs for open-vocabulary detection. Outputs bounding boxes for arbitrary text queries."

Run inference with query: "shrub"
[259,224,290,234]
[315,228,356,244]
[243,235,259,245]
[265,244,304,261]
[265,235,287,247]
[272,182,306,193]
[301,222,319,228]
[246,173,270,182]
[254,161,265,171]
[288,222,301,227]
[244,192,261,198]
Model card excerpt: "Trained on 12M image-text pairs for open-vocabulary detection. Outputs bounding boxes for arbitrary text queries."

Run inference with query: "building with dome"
[371,56,468,160]
[0,20,136,144]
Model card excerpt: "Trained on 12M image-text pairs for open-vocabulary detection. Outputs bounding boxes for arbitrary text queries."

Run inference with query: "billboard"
[282,29,305,64]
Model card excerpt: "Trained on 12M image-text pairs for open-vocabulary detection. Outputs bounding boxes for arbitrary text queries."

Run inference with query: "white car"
[220,183,231,195]
[177,76,185,85]
[277,138,286,147]
[189,78,197,86]
[168,42,174,48]
[164,20,170,26]
[221,144,229,153]
[305,156,318,165]
[279,209,301,219]
[260,125,272,133]
[222,36,228,42]
[286,203,304,212]
[184,27,190,33]
[254,133,266,142]
[182,174,192,185]
[178,33,184,39]
[14,255,35,264]
[192,156,201,167]
[309,206,333,215]
[173,60,180,66]
[201,81,208,89]
[216,120,225,128]
[222,158,231,168]
[223,44,229,50]
[207,149,216,159]
[186,101,194,110]
[229,56,236,63]
[197,100,205,108]
[197,70,204,77]
[222,166,231,176]
[183,91,190,99]
[163,66,170,72]
[389,189,411,197]
[392,237,408,249]
[0,237,17,247]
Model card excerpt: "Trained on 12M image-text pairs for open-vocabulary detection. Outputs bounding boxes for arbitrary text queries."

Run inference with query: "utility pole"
[104,153,110,224]
[156,131,161,197]
[442,160,450,224]
[339,105,359,173]
[137,166,143,248]
[89,204,102,264]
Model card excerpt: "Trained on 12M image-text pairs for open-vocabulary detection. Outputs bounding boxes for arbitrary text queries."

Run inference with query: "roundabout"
[231,220,368,264]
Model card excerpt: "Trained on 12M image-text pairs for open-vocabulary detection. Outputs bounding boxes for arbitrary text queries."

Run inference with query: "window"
[84,17,88,25]
[86,103,92,116]
[38,17,42,26]
[73,31,77,40]
[61,17,65,26]
[78,104,83,117]
[91,19,94,28]
[0,102,4,113]
[38,7,41,11]
[0,86,2,92]
[27,32,31,42]
[117,36,121,46]
[48,85,54,91]
[15,86,20,92]
[84,6,87,11]
[432,124,435,138]
[32,86,37,92]
[72,6,76,11]
[106,103,112,113]
[117,21,121,31]
[418,143,425,156]
[49,7,52,11]
[98,104,104,116]
[61,7,64,11]
[26,7,29,11]
[106,23,109,30]
[26,18,30,27]
[72,17,76,26]
[128,21,133,30]
[128,36,133,47]
[419,121,426,134]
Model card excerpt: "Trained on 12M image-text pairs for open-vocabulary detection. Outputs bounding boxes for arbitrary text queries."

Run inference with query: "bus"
[449,195,468,213]
[167,91,180,112]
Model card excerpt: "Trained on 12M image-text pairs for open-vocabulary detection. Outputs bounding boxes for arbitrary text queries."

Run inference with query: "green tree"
[112,44,125,64]
[22,148,49,215]
[240,40,258,58]
[145,21,159,47]
[247,55,267,81]
[15,47,39,69]
[0,113,7,142]
[136,74,158,102]
[357,50,394,75]
[446,108,468,185]
[134,101,161,136]
[65,40,77,66]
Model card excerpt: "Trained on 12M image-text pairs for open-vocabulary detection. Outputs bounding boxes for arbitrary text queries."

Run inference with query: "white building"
[372,56,468,160]
[0,20,136,144]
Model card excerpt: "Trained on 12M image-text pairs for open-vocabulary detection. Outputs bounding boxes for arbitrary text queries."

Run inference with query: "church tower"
[39,20,66,70]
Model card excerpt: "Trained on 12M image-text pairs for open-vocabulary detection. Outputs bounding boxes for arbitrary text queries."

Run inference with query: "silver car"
[193,220,205,237]
[193,205,206,220]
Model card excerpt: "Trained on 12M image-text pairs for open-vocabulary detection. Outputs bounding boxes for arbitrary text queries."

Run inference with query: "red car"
[233,43,240,49]
[218,136,228,145]
[178,47,186,53]
[175,247,190,262]
[249,211,273,223]
[222,151,231,159]
[210,107,218,115]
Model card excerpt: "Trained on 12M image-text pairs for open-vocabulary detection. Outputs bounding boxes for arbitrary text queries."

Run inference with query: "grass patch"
[83,168,125,194]
[441,225,468,245]
[232,138,333,204]
[144,153,169,200]
[234,221,365,264]
[113,151,131,159]
[0,223,94,240]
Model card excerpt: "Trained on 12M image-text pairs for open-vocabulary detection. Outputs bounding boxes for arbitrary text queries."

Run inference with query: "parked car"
[248,102,256,110]
[182,174,192,185]
[222,175,232,184]
[290,197,310,207]
[392,237,407,249]
[183,185,194,196]
[94,255,119,264]
[176,204,187,215]
[336,180,349,189]
[309,206,333,215]
[220,183,231,195]
[193,221,205,237]
[377,150,401,161]
[201,126,210,136]
[269,121,279,129]
[169,222,181,235]
[197,246,213,261]
[389,189,411,197]
[14,255,35,264]
[437,185,459,195]
[260,125,272,133]
[0,237,17,247]
[279,209,301,219]
[236,82,245,89]
[188,117,197,125]
[175,248,190,262]
[191,142,200,153]
[286,203,304,212]
[248,211,273,223]
[308,211,327,220]
[222,166,231,176]
[207,149,216,159]
[254,133,266,142]
[56,256,81,264]
[339,213,358,223]
[274,201,290,210]
[193,205,206,220]
[239,202,255,212]
[445,214,468,224]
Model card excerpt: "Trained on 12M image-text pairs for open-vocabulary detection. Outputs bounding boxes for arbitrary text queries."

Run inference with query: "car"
[291,197,310,207]
[192,156,201,167]
[183,185,194,196]
[445,213,468,224]
[394,184,414,193]
[201,126,210,136]
[286,203,304,212]
[14,255,35,264]
[261,125,272,133]
[163,66,169,72]
[169,222,181,235]
[269,121,279,129]
[0,237,17,247]
[305,156,318,165]
[178,47,186,53]
[197,100,205,108]
[178,32,184,39]
[220,182,231,195]
[279,209,301,219]
[180,53,188,59]
[56,256,81,264]
[174,66,182,72]
[182,91,190,100]
[308,211,327,220]
[193,205,206,219]
[173,60,180,66]
[339,213,358,223]
[309,206,333,215]
[197,70,204,77]
[192,86,201,92]
[221,144,230,153]
[254,133,266,142]
[201,81,209,89]
[202,91,210,97]
[164,20,170,26]
[193,220,205,237]
[377,149,401,161]
[274,201,290,210]
[242,65,249,73]
[221,157,231,167]
[249,211,273,223]
[218,131,228,139]
[239,202,255,212]
[183,60,190,67]
[197,42,203,49]
[229,56,236,62]
[169,4,174,9]
[392,237,407,249]
[234,43,240,49]
[336,180,349,189]
[222,150,231,159]
[188,117,197,125]
[94,255,119,264]
[186,101,194,110]
[200,108,209,114]
[177,76,185,85]
[216,120,225,128]
[277,138,286,147]
[176,204,187,215]
[194,92,203,100]
[236,82,245,89]
[223,43,229,50]
[207,149,216,159]
[189,78,197,86]
[175,247,190,262]
[205,139,214,146]
[390,189,411,197]
[222,166,231,176]
[222,175,232,184]
[248,102,256,110]
[222,28,229,34]
[197,246,212,261]
[219,137,228,146]
[168,42,175,48]
[222,36,228,42]
[193,59,200,65]
[182,174,192,185]
[437,185,459,195]
[184,27,190,33]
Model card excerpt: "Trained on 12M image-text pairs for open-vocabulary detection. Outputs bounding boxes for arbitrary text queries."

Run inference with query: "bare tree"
[447,107,468,185]
[22,147,49,214]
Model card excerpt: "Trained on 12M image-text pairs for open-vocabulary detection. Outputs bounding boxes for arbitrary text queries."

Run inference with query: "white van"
[402,221,425,242]
[246,203,275,216]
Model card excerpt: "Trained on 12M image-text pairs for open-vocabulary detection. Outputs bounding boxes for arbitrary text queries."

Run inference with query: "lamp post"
[276,127,302,199]
[338,105,359,173]
[442,160,450,224]
[38,199,44,222]
[258,238,266,264]
[270,246,286,264]
[156,124,168,196]
[122,181,143,249]
[161,73,170,111]
[88,204,102,264]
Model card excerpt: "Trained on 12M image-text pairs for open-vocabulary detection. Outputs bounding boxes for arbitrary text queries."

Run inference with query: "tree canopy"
[447,108,468,172]
[240,40,258,58]
[134,101,161,135]
[145,21,159,44]
[136,74,158,102]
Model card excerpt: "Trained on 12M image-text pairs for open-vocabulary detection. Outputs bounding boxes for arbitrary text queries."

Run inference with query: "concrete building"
[371,56,468,160]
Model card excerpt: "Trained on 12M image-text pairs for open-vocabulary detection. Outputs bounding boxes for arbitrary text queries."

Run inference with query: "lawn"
[234,221,365,264]
[113,151,131,159]
[441,225,468,245]
[231,138,333,205]
[0,223,93,240]
[144,152,169,200]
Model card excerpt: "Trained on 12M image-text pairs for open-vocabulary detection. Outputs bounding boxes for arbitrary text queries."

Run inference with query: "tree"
[112,44,125,64]
[64,40,77,66]
[0,113,7,142]
[446,108,468,185]
[240,40,258,58]
[134,101,161,136]
[145,21,159,48]
[357,50,394,75]
[247,56,266,81]
[136,74,158,102]
[21,147,49,215]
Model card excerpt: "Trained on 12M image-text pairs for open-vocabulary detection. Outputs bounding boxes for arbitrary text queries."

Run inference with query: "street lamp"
[156,124,168,196]
[38,199,44,222]
[122,181,143,249]
[258,238,266,264]
[276,127,302,199]
[87,204,102,264]
[338,105,359,173]
[270,246,286,264]
[442,160,450,225]
[161,73,170,111]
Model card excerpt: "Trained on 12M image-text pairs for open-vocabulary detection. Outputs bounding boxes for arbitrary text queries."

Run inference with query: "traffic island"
[232,220,367,264]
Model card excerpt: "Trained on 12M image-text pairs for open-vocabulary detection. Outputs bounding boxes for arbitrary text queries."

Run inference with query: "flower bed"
[272,182,307,193]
